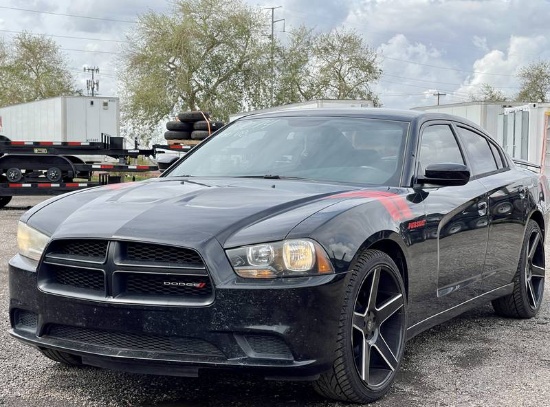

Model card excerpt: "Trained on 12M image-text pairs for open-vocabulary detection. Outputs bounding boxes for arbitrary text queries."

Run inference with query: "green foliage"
[468,83,508,102]
[120,0,268,134]
[0,33,80,107]
[516,61,550,103]
[120,0,383,143]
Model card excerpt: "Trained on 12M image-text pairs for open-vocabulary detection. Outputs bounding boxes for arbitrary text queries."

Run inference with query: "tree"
[0,33,79,107]
[119,0,269,140]
[275,27,382,106]
[120,1,383,143]
[516,61,550,103]
[468,83,507,102]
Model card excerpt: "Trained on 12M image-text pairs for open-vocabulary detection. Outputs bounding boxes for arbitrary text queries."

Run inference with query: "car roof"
[236,107,474,124]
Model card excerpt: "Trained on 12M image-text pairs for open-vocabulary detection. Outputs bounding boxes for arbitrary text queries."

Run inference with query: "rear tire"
[46,167,63,182]
[492,220,545,318]
[313,249,407,403]
[6,167,22,182]
[38,348,82,366]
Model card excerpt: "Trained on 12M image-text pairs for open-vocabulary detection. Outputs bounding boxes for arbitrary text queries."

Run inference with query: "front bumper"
[9,253,347,379]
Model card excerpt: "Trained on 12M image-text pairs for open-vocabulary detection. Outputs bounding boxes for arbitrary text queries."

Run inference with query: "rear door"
[454,124,528,293]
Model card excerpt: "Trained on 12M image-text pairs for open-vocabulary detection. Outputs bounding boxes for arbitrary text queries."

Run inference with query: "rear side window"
[456,126,498,176]
[418,125,464,175]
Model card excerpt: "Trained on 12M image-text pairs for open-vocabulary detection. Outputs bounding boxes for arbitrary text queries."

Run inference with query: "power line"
[0,29,128,43]
[0,5,136,23]
[61,48,120,55]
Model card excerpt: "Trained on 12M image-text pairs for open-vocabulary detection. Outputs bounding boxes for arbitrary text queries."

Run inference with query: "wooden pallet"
[166,139,202,146]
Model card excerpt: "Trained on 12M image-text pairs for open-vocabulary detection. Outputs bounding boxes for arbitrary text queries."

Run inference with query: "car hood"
[24,177,364,247]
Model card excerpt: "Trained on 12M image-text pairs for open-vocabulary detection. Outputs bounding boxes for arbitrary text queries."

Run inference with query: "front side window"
[418,124,464,175]
[165,117,409,186]
[457,126,498,176]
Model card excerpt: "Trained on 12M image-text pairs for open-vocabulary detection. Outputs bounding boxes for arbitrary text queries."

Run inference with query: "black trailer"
[0,134,163,208]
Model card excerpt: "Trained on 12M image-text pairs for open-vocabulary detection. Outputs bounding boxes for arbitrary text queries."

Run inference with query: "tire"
[6,167,22,182]
[492,220,545,318]
[166,121,193,131]
[177,111,210,122]
[46,167,62,182]
[193,121,224,131]
[38,348,82,366]
[0,196,12,209]
[313,249,407,403]
[164,130,192,141]
[191,130,210,140]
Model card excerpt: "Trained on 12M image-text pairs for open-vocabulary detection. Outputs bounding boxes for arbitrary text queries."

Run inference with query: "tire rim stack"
[164,111,225,142]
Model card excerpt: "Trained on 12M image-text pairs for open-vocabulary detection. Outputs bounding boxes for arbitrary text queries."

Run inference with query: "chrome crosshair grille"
[37,239,213,305]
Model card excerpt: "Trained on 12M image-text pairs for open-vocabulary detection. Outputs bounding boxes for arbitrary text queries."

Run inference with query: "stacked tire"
[164,111,225,142]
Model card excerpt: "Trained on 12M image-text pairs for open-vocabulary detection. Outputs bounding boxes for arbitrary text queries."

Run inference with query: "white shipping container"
[0,96,120,142]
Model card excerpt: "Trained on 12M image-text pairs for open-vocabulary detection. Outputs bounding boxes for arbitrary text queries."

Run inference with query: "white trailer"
[413,102,550,174]
[0,96,120,142]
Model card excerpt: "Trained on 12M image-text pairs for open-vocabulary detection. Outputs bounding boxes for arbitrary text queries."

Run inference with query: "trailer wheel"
[0,196,12,209]
[46,167,63,182]
[6,168,22,183]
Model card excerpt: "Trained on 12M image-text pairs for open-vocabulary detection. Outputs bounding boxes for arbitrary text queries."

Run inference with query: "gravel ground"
[1,196,549,407]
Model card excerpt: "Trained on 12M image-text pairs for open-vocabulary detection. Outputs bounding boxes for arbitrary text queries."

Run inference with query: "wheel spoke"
[366,268,380,312]
[361,337,371,383]
[531,264,545,279]
[353,311,367,332]
[373,333,398,372]
[376,293,404,324]
[527,279,538,308]
[527,231,540,261]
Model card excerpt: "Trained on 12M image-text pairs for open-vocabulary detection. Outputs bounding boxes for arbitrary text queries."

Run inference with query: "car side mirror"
[417,163,470,186]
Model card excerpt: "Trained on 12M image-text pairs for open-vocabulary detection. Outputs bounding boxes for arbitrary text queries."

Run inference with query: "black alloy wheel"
[492,220,545,318]
[6,167,22,183]
[314,250,407,403]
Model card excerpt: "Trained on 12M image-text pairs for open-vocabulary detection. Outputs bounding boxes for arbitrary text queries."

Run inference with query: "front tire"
[492,220,545,318]
[38,348,82,366]
[313,250,407,403]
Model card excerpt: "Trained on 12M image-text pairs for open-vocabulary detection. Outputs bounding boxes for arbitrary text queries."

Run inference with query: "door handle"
[477,201,488,216]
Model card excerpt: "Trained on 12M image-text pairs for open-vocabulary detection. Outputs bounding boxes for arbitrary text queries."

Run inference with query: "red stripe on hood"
[328,190,413,221]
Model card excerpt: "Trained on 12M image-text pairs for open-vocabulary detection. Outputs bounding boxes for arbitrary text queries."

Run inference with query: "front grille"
[121,273,212,297]
[124,242,204,267]
[52,266,105,291]
[45,325,224,357]
[48,240,108,261]
[38,240,214,304]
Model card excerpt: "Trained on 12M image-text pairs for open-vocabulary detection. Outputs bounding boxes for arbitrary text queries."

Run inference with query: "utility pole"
[433,91,446,106]
[84,66,100,97]
[265,6,285,106]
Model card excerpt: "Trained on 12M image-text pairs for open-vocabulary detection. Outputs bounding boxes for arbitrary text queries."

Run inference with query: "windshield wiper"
[236,175,308,180]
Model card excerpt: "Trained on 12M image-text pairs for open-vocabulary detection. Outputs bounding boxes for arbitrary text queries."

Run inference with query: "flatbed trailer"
[0,136,203,208]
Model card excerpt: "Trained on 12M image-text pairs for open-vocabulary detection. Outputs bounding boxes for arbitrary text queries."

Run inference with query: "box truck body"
[0,96,120,142]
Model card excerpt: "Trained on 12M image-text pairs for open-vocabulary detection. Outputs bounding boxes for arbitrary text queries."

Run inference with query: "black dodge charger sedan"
[9,109,548,403]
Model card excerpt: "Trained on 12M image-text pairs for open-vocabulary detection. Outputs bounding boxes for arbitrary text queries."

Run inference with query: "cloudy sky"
[0,0,548,110]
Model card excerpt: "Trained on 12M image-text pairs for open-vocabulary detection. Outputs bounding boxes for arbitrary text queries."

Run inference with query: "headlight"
[17,222,50,262]
[226,239,334,279]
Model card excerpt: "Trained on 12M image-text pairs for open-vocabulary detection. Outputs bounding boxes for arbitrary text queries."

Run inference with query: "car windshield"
[165,116,410,185]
